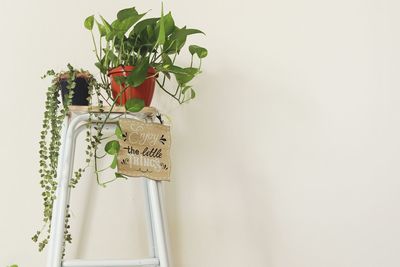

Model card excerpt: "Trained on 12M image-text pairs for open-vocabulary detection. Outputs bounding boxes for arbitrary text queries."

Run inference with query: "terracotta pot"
[108,66,156,106]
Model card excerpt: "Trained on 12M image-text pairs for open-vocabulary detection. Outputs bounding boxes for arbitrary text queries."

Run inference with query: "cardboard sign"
[117,118,171,181]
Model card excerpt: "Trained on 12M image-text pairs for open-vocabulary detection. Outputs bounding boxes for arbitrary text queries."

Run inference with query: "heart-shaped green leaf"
[115,172,126,178]
[190,88,196,99]
[189,45,208,58]
[161,54,173,68]
[182,85,192,94]
[126,59,149,87]
[165,27,204,54]
[84,15,94,30]
[173,67,198,85]
[125,98,145,112]
[117,7,139,20]
[112,13,146,36]
[132,18,159,35]
[96,20,106,36]
[100,15,113,40]
[164,12,175,36]
[105,140,120,155]
[175,72,194,85]
[184,67,199,75]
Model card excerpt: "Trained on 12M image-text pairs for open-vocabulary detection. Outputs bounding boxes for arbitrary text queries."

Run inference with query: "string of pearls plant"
[32,64,102,254]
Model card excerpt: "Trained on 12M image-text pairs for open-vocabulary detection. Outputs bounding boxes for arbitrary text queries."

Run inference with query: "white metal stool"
[46,109,170,267]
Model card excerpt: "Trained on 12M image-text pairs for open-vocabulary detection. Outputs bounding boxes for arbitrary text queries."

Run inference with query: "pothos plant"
[84,4,208,104]
[83,4,208,179]
[77,4,209,186]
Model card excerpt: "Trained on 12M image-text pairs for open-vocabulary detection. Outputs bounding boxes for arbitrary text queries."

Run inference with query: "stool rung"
[62,258,159,267]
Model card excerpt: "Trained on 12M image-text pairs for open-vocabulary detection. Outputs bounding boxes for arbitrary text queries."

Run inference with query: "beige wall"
[2,0,400,266]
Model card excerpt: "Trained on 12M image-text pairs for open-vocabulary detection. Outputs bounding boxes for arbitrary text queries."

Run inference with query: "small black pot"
[60,77,90,106]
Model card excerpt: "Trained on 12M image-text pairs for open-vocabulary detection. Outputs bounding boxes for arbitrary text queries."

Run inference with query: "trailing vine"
[33,64,97,254]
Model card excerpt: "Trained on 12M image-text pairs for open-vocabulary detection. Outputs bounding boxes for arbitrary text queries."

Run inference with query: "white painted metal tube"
[47,117,70,267]
[50,115,92,267]
[156,183,172,266]
[147,180,169,267]
[62,258,159,267]
[143,179,157,258]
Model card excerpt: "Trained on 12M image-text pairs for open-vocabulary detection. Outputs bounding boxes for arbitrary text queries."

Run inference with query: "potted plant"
[59,71,91,105]
[33,3,208,255]
[84,4,208,106]
[32,64,147,253]
[32,64,99,252]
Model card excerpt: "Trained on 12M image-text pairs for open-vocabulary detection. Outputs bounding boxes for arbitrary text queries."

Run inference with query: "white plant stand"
[46,107,170,267]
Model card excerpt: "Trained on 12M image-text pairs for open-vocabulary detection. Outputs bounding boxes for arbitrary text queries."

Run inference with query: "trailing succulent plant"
[33,65,146,254]
[32,64,100,252]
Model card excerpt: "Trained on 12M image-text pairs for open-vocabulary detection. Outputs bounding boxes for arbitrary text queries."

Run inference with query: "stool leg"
[143,179,157,258]
[157,182,172,266]
[46,118,69,267]
[47,123,78,267]
[147,179,169,267]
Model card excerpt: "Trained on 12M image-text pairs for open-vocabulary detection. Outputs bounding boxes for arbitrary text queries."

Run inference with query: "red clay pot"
[108,66,156,106]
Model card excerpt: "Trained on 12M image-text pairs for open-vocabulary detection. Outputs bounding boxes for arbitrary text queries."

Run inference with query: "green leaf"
[117,7,139,20]
[114,76,126,85]
[163,71,171,80]
[190,88,196,99]
[168,65,186,74]
[84,15,94,30]
[95,62,107,74]
[164,12,175,36]
[115,172,126,178]
[189,45,208,58]
[182,85,191,94]
[112,13,146,36]
[125,98,145,112]
[175,72,194,85]
[166,27,204,53]
[173,67,197,85]
[104,50,118,66]
[126,58,150,87]
[110,155,118,169]
[157,3,166,44]
[100,15,113,40]
[132,18,159,35]
[161,54,173,68]
[96,20,106,36]
[180,28,205,36]
[105,140,120,155]
[115,125,123,139]
[184,67,199,75]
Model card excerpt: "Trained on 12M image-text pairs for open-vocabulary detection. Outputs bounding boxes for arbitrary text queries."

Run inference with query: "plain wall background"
[1,0,400,266]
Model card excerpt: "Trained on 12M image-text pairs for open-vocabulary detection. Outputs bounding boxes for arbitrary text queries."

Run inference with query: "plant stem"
[91,31,101,62]
[156,80,180,103]
[93,85,130,185]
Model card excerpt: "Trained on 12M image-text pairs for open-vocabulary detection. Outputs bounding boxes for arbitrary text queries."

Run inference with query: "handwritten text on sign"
[117,119,171,181]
